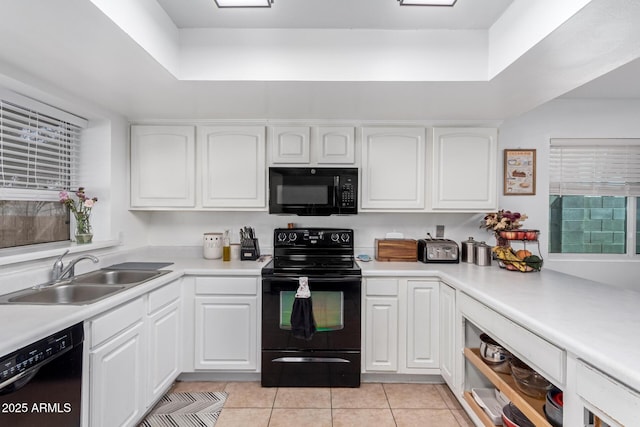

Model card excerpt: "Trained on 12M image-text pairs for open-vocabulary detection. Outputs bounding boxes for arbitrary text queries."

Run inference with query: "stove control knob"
[331,233,340,242]
[277,232,287,242]
[341,233,350,242]
[288,233,298,241]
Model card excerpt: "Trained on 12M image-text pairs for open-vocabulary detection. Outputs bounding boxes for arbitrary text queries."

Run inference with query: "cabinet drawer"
[577,361,640,426]
[195,277,258,295]
[148,279,181,314]
[365,279,399,296]
[90,298,145,348]
[460,293,565,386]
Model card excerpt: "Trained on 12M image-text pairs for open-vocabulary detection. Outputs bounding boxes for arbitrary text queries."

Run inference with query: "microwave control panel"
[340,179,356,208]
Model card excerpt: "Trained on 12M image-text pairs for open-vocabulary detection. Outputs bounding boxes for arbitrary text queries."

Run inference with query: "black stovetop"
[262,227,361,277]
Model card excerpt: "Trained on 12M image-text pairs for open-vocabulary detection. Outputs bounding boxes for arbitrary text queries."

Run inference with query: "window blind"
[0,98,82,191]
[549,138,640,196]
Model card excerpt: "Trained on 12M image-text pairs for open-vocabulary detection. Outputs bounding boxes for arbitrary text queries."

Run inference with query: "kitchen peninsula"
[1,247,638,426]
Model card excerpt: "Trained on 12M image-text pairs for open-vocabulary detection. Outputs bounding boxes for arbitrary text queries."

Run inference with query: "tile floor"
[169,381,475,427]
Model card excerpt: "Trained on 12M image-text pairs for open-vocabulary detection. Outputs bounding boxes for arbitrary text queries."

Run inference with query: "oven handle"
[272,357,351,363]
[263,276,360,283]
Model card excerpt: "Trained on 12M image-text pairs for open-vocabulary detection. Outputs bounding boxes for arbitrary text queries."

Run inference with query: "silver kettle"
[474,241,492,267]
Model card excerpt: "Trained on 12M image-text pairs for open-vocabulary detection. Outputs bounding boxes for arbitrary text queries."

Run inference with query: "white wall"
[498,98,640,289]
[0,68,149,250]
[142,210,488,257]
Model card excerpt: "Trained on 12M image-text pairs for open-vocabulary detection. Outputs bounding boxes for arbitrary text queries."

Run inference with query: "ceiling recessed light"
[399,0,457,6]
[214,0,272,8]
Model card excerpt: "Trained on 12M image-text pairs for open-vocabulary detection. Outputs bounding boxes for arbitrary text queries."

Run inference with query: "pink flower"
[59,191,69,202]
[84,199,95,208]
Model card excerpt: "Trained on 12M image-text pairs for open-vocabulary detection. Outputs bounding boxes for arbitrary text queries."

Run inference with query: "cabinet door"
[130,125,195,207]
[439,283,456,389]
[361,127,426,210]
[576,360,640,427]
[90,322,145,427]
[270,126,310,164]
[405,280,439,370]
[432,128,498,210]
[194,296,258,370]
[315,126,355,164]
[199,126,266,208]
[147,301,181,406]
[364,297,399,372]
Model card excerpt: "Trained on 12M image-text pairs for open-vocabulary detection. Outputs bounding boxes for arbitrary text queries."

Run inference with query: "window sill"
[0,240,121,267]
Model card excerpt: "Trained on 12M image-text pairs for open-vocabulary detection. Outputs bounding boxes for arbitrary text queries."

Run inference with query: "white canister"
[230,243,241,261]
[203,232,223,259]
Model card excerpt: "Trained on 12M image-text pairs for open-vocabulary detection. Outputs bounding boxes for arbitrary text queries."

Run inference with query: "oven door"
[262,275,361,351]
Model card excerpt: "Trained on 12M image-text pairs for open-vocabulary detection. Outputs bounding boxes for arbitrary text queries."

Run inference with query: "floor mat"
[139,392,227,427]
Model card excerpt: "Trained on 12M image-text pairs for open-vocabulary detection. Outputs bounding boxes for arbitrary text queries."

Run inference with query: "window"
[0,89,87,248]
[549,139,640,255]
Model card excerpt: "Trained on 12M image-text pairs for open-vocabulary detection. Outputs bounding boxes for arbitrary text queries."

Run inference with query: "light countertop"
[361,260,640,393]
[2,252,639,396]
[0,255,269,357]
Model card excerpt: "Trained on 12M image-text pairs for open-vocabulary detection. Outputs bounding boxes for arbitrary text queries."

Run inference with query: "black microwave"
[268,167,358,216]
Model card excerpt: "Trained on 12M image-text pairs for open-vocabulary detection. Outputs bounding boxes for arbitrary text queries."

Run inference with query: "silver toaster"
[417,238,460,263]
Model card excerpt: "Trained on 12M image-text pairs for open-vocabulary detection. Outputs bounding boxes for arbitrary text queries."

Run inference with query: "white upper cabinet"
[270,126,311,164]
[431,127,498,211]
[361,127,426,210]
[199,125,266,209]
[315,126,355,164]
[130,125,195,208]
[269,125,355,165]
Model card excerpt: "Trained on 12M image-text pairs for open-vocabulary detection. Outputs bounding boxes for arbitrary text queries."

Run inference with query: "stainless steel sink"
[0,269,170,305]
[72,270,164,285]
[9,284,125,304]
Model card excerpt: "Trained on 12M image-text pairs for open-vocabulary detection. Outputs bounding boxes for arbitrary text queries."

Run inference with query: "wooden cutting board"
[375,239,417,262]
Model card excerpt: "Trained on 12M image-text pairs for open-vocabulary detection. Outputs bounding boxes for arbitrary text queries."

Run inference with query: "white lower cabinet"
[439,282,457,390]
[90,322,145,427]
[193,276,259,371]
[364,279,399,372]
[88,298,146,427]
[574,358,639,427]
[363,278,439,374]
[459,292,565,426]
[87,279,182,427]
[147,294,182,404]
[401,280,439,372]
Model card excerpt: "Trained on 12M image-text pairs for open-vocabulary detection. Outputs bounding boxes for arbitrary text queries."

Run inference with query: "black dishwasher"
[0,323,83,426]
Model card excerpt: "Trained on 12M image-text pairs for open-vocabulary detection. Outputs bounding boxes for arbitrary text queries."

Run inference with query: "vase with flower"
[59,187,98,244]
[480,209,527,248]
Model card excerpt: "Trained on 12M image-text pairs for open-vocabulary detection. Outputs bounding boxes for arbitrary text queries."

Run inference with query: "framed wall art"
[504,149,536,195]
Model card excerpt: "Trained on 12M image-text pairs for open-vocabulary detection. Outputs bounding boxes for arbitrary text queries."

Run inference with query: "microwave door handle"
[333,176,339,206]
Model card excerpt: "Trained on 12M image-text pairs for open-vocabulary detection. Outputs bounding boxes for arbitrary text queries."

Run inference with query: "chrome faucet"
[51,251,99,281]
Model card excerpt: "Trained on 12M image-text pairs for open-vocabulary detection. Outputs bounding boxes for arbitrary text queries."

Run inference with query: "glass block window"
[549,196,626,254]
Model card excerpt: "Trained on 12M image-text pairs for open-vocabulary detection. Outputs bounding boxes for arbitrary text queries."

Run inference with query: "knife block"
[241,238,260,261]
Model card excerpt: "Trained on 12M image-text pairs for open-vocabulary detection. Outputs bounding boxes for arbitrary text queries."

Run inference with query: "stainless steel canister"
[461,237,476,263]
[474,241,492,267]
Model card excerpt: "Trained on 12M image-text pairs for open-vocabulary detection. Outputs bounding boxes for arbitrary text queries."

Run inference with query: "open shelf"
[463,391,499,427]
[464,347,552,427]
